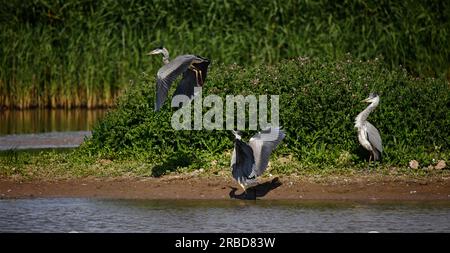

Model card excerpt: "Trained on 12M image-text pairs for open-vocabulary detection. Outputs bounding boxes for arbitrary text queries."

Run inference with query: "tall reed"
[1,0,449,108]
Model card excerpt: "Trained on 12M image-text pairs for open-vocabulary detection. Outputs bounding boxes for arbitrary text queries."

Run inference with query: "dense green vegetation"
[78,56,450,175]
[1,0,449,108]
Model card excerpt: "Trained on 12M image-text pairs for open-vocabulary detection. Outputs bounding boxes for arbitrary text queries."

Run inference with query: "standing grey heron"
[148,47,210,111]
[231,127,286,193]
[355,93,383,163]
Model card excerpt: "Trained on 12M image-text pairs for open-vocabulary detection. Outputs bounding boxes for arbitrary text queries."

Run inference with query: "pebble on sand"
[435,160,447,170]
[409,160,419,169]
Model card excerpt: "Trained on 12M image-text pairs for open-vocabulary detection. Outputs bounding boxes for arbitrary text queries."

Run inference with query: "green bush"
[1,0,449,108]
[81,55,450,173]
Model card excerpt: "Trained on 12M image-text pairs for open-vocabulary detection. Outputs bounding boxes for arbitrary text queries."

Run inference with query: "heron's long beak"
[147,49,159,56]
[361,97,371,103]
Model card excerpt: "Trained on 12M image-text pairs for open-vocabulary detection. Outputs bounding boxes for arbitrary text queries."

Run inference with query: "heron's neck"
[355,99,379,128]
[161,48,170,64]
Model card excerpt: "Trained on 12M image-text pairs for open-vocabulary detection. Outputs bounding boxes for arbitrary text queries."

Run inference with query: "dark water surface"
[0,199,449,233]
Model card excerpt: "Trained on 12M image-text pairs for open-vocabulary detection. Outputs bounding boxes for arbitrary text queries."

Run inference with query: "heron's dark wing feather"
[366,122,383,154]
[231,139,255,183]
[248,127,285,177]
[173,69,196,100]
[155,55,197,111]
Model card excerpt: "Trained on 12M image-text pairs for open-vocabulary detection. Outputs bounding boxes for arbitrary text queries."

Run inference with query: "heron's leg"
[368,153,372,170]
[239,183,247,195]
[191,68,200,86]
[197,70,203,85]
[188,65,199,85]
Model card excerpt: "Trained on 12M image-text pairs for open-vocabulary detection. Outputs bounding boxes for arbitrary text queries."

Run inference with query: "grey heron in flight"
[355,93,383,163]
[231,127,285,193]
[148,47,210,111]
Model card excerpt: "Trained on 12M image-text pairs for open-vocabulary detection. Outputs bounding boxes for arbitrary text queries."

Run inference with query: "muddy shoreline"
[1,175,450,200]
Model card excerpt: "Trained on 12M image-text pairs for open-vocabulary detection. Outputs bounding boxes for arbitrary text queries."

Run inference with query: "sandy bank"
[1,175,450,200]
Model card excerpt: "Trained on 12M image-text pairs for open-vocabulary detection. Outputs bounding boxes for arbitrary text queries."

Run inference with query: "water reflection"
[0,109,108,135]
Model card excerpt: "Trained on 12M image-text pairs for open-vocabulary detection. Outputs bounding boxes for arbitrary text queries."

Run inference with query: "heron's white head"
[232,130,242,140]
[362,92,380,103]
[147,46,168,56]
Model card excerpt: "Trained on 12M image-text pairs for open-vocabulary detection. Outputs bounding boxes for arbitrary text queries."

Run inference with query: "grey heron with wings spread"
[148,47,210,111]
[231,127,286,192]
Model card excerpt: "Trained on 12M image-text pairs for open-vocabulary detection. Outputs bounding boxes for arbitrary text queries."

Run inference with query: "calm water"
[0,109,107,135]
[0,199,449,233]
[0,109,106,150]
[0,131,91,151]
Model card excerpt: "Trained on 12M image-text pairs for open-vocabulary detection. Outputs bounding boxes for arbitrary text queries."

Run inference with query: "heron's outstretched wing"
[155,55,197,111]
[248,127,285,177]
[366,122,383,154]
[231,139,255,183]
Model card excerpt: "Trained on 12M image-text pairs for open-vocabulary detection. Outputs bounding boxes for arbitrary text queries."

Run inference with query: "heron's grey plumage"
[355,93,382,161]
[155,55,197,111]
[149,47,210,111]
[231,127,285,190]
[366,121,382,160]
[248,128,286,177]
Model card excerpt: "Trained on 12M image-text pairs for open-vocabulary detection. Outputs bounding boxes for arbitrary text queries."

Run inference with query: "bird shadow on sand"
[229,177,282,200]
